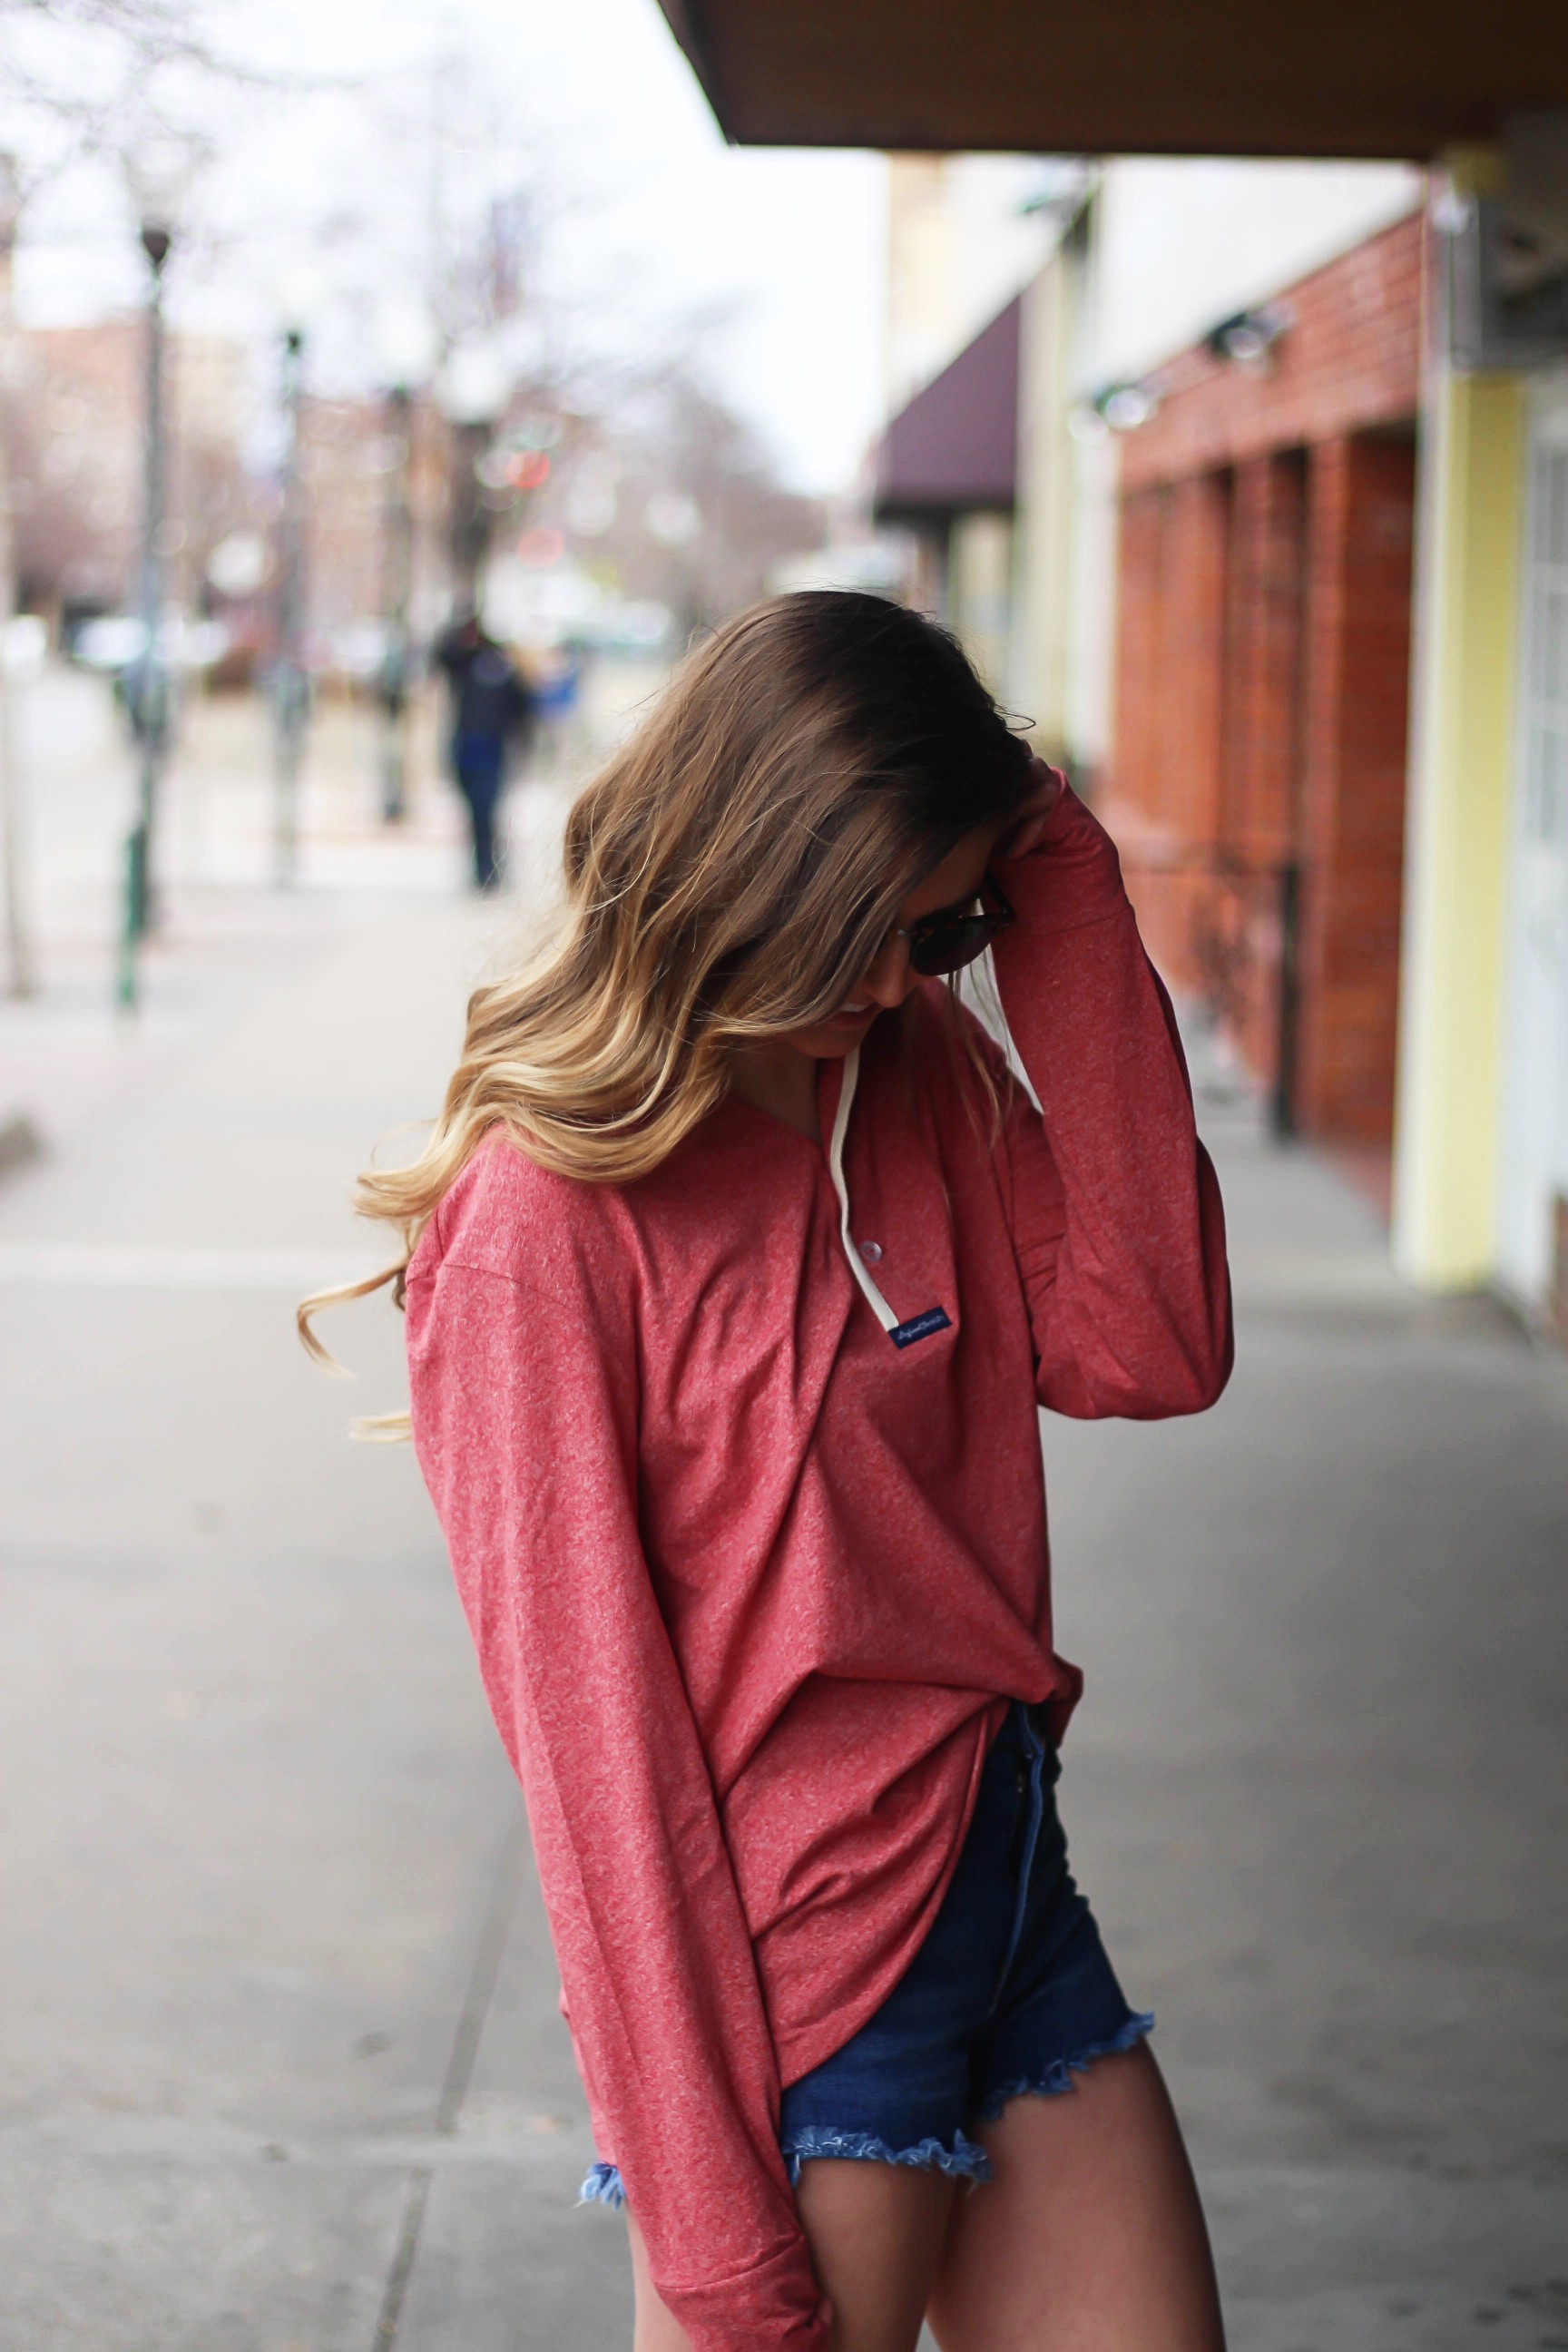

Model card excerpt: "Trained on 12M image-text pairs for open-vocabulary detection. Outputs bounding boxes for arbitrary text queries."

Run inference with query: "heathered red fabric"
[405,784,1232,2351]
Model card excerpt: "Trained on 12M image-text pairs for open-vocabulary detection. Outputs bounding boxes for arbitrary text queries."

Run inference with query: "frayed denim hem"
[578,2015,1152,2210]
[975,2009,1155,2125]
[579,2160,626,2210]
[781,2126,993,2187]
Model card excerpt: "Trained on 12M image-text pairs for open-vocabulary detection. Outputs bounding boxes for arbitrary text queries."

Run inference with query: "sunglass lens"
[910,918,994,978]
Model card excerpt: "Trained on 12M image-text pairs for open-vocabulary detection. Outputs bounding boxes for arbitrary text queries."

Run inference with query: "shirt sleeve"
[986,779,1234,1419]
[405,1230,829,2352]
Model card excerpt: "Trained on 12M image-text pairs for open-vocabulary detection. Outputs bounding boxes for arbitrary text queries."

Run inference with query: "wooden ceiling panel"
[658,0,1568,160]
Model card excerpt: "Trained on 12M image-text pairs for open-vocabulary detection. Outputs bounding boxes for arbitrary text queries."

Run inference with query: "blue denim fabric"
[450,732,507,890]
[580,1701,1151,2207]
[775,1700,1151,2185]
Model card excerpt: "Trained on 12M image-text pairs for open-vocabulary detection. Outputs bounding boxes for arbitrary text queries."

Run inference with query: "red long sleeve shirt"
[405,784,1232,2349]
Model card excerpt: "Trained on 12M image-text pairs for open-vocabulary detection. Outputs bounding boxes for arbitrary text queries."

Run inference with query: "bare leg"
[628,2212,694,2352]
[628,2161,958,2352]
[927,2043,1226,2352]
[797,2161,958,2352]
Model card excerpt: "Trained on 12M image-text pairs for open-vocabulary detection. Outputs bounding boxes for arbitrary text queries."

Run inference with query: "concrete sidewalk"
[1,879,1564,2352]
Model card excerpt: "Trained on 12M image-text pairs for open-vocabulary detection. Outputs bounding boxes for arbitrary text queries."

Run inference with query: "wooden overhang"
[654,0,1568,161]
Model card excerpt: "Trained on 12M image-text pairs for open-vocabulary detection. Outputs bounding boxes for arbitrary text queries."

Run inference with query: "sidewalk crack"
[370,1808,526,2351]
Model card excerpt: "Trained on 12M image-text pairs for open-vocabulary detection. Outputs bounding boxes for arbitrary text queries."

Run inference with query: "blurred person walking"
[305,594,1232,2352]
[434,609,536,889]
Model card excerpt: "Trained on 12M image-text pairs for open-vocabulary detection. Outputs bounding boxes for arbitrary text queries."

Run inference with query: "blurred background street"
[2,1,1567,2348]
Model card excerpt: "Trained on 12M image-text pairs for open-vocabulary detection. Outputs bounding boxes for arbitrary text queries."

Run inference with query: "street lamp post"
[439,342,511,615]
[0,152,33,1000]
[117,215,172,1004]
[272,322,308,886]
[373,300,436,826]
[117,142,192,1011]
[377,381,415,822]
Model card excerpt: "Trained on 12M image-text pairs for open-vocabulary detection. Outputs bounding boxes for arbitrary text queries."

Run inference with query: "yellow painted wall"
[947,510,1014,697]
[1009,253,1074,757]
[1393,367,1525,1289]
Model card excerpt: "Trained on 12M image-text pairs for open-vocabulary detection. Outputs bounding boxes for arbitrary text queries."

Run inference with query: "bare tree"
[554,368,825,639]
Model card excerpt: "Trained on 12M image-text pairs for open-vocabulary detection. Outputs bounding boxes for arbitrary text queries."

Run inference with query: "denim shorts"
[581,1700,1151,2206]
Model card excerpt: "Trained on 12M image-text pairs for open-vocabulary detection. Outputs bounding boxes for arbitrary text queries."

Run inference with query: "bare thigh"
[628,2162,958,2352]
[927,2043,1226,2352]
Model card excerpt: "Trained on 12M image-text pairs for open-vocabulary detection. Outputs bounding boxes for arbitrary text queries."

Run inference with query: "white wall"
[1088,158,1425,388]
[885,155,1067,413]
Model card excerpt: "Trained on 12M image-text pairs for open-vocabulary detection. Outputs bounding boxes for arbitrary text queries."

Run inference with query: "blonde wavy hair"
[299,592,1033,1424]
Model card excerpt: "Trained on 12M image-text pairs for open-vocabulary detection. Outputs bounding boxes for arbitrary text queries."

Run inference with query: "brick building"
[1102,212,1425,1147]
[866,188,1427,1157]
[9,319,254,627]
[5,318,456,676]
[294,391,448,655]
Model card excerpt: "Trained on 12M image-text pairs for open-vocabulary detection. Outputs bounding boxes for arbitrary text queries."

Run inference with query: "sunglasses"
[890,874,1016,978]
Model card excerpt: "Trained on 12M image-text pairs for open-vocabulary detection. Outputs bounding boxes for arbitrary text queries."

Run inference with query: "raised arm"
[986,779,1233,1420]
[405,1191,828,2352]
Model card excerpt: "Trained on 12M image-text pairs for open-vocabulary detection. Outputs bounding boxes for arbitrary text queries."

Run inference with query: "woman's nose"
[858,932,916,1009]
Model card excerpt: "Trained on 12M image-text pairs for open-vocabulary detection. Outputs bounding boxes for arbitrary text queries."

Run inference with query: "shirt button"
[858,1240,883,1264]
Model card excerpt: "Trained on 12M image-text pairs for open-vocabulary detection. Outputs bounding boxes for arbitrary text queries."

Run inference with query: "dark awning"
[874,297,1019,526]
[654,0,1568,161]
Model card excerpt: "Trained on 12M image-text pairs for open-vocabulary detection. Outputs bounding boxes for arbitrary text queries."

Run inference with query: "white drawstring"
[826,1047,953,1350]
[827,1047,902,1335]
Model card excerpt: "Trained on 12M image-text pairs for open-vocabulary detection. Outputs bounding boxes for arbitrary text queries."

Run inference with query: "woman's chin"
[787,1009,881,1058]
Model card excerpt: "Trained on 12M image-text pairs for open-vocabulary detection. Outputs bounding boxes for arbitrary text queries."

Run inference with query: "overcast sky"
[11,0,889,494]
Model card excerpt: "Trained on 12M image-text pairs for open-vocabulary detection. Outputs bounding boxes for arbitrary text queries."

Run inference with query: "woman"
[304,593,1232,2351]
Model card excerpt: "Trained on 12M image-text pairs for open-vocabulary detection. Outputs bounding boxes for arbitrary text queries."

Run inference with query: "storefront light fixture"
[1095,381,1160,432]
[1206,303,1291,369]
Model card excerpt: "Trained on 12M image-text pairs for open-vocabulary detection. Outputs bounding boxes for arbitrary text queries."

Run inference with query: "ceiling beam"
[658,0,1568,161]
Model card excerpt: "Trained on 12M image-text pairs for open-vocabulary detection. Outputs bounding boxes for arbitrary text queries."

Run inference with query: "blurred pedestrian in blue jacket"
[435,611,537,890]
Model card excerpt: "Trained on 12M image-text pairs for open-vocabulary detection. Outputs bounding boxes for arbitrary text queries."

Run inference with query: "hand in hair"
[995,757,1065,863]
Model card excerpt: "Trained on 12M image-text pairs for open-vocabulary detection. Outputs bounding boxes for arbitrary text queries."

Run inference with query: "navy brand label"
[889,1307,953,1350]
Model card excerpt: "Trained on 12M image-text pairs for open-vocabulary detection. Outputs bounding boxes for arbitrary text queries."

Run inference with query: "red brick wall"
[1102,210,1424,1148]
[1111,487,1167,826]
[1168,474,1230,848]
[1109,475,1232,1004]
[1295,434,1416,1140]
[1217,451,1309,1081]
[1119,212,1426,494]
[1223,451,1307,863]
